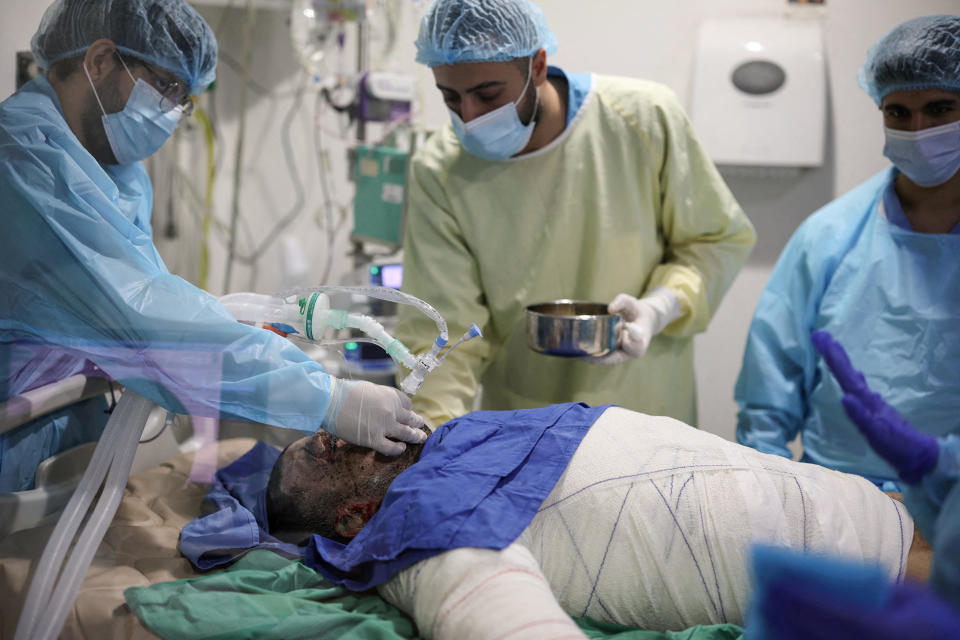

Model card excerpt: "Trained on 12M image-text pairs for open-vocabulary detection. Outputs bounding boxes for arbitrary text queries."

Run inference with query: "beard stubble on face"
[517,77,539,127]
[80,72,125,164]
[342,434,426,497]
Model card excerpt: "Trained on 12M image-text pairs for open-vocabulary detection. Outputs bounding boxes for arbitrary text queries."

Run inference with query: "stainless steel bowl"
[525,300,619,358]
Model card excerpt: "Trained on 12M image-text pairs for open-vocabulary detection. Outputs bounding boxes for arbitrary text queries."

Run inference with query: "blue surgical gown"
[0,76,337,492]
[735,168,960,485]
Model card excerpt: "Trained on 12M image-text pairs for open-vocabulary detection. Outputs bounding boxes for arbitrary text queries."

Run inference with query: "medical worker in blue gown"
[0,0,425,494]
[735,15,960,489]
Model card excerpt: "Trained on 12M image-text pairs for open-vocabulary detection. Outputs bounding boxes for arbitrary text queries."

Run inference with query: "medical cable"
[235,72,309,270]
[202,14,316,291]
[191,105,216,291]
[139,411,174,445]
[312,88,352,285]
[222,0,255,292]
[105,378,119,413]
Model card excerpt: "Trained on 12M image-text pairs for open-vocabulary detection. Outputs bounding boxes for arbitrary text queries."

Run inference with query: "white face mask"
[83,59,181,165]
[448,57,539,162]
[883,120,960,187]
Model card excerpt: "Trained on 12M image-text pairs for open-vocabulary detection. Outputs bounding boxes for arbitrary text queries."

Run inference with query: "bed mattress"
[0,438,258,640]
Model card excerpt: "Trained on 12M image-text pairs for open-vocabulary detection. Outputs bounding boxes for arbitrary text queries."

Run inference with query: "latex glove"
[588,287,679,365]
[811,330,939,484]
[322,379,427,456]
[761,574,960,640]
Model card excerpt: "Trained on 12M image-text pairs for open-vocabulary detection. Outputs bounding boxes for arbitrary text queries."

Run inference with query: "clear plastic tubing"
[220,290,421,371]
[219,292,303,327]
[280,285,449,343]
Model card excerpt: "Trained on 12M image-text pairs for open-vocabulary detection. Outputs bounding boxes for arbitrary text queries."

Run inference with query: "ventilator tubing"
[219,288,482,395]
[218,292,305,334]
[14,391,155,640]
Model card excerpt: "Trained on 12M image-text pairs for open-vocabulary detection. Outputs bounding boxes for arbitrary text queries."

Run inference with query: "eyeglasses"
[142,63,194,116]
[116,52,194,117]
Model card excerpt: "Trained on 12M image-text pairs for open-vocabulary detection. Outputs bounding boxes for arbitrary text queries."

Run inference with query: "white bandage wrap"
[378,543,587,640]
[527,408,912,630]
[379,407,913,637]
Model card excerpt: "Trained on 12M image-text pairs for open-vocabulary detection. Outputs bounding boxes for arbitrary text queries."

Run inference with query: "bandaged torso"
[379,407,912,637]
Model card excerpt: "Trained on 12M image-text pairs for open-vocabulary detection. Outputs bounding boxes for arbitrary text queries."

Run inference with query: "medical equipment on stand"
[219,285,482,395]
[351,73,415,245]
[290,0,417,279]
[352,143,409,247]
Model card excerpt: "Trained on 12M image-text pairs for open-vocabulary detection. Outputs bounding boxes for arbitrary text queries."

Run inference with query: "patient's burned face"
[267,428,427,543]
[284,430,419,500]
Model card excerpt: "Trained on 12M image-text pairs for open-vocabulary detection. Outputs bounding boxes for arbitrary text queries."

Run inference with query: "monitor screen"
[379,263,403,289]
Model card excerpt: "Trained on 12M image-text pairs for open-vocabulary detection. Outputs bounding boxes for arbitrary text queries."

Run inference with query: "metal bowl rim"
[525,300,614,319]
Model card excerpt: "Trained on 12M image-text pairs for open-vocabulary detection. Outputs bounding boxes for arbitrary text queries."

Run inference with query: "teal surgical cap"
[31,0,218,94]
[415,0,558,67]
[857,14,960,106]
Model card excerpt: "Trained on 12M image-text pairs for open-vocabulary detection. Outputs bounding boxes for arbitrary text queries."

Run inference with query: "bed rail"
[0,374,114,437]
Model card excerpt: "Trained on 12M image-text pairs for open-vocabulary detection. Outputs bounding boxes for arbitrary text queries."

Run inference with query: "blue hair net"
[30,0,218,94]
[857,15,960,106]
[415,0,558,67]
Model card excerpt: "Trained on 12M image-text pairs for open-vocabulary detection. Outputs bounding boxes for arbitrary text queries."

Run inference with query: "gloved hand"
[811,330,939,483]
[322,379,427,456]
[588,287,679,365]
[761,573,960,640]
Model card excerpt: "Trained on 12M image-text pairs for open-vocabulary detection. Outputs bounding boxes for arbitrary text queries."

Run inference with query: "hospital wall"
[2,1,956,447]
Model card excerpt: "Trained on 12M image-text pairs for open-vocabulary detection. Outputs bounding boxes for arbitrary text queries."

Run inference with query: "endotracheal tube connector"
[218,288,482,395]
[400,323,483,394]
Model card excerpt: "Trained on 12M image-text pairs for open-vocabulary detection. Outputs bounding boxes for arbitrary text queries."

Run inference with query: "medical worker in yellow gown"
[396,0,757,428]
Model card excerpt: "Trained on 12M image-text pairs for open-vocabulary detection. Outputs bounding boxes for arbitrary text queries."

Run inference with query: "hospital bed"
[0,379,749,640]
[0,436,259,639]
[0,376,302,640]
[0,375,468,640]
[0,375,185,538]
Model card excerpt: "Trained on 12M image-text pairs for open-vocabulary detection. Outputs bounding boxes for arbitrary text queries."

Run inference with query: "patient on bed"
[267,404,929,639]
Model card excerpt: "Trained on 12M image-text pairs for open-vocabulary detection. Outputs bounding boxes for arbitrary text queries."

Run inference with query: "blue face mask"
[448,58,539,162]
[883,120,960,187]
[83,60,181,165]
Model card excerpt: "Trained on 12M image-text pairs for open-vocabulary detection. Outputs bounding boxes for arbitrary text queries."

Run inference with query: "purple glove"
[762,576,960,640]
[811,330,939,484]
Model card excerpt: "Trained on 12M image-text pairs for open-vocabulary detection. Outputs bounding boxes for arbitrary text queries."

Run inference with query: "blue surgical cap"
[31,0,218,94]
[415,0,558,67]
[857,15,960,106]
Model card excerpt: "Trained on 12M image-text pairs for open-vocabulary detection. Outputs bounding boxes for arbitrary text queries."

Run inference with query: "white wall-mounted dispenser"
[689,16,826,168]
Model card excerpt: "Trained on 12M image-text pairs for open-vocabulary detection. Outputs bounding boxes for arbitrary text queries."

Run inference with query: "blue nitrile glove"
[761,573,960,640]
[811,330,939,484]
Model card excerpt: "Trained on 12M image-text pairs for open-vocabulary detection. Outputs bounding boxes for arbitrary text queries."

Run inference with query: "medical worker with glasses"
[396,0,756,429]
[735,15,960,489]
[0,0,426,495]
